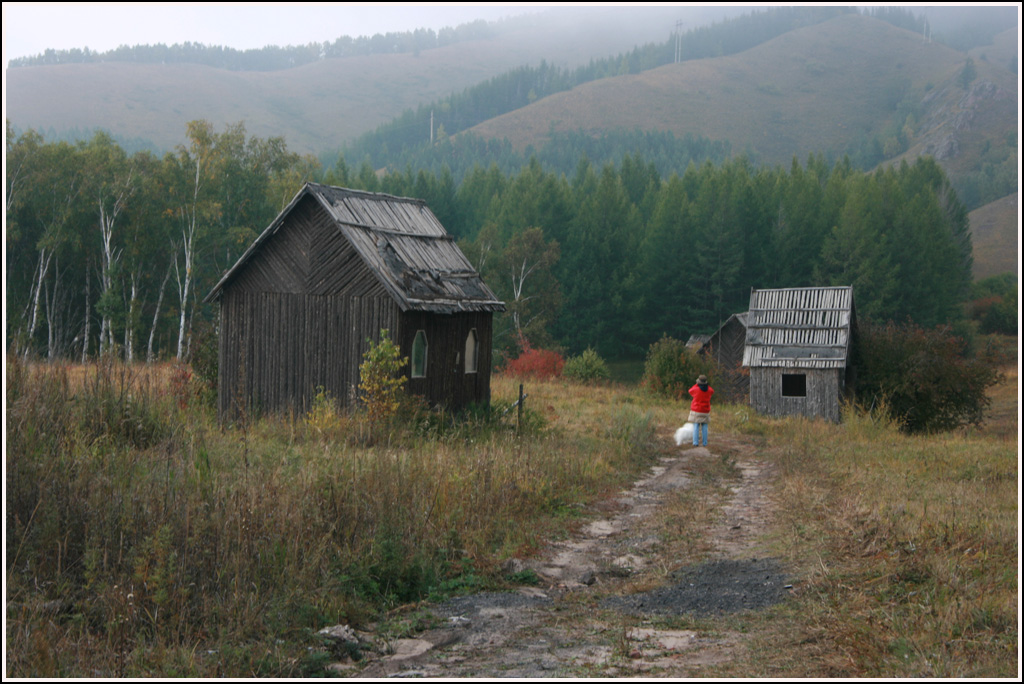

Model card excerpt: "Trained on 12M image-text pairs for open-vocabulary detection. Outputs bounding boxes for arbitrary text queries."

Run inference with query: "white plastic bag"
[674,423,694,446]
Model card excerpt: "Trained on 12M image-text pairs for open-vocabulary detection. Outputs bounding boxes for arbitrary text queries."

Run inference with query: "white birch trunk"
[176,158,202,361]
[25,247,53,356]
[147,260,172,363]
[45,265,60,361]
[510,256,538,341]
[96,168,134,358]
[124,274,138,363]
[175,229,195,361]
[81,265,91,363]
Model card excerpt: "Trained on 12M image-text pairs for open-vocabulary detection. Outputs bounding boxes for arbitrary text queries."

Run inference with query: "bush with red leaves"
[503,336,565,380]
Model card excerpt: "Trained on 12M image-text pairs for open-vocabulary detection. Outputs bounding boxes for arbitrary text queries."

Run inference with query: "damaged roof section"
[206,182,504,314]
[742,286,854,370]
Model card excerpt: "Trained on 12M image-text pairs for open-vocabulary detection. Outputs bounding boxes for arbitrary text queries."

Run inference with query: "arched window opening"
[465,329,479,374]
[411,330,428,378]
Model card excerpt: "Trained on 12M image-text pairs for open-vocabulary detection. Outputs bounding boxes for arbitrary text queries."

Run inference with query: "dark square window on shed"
[781,373,807,397]
[412,330,428,378]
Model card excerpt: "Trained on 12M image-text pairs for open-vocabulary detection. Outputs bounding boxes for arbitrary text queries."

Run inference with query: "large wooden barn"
[204,183,505,418]
[742,286,856,423]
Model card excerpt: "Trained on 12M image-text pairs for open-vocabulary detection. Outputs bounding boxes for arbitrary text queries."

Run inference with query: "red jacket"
[689,383,714,413]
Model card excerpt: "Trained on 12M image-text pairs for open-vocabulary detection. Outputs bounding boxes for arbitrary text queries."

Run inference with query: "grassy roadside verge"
[4,364,661,677]
[704,373,1019,677]
[6,360,1017,677]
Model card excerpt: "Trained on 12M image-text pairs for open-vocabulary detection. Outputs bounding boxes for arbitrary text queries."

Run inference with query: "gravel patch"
[603,557,789,615]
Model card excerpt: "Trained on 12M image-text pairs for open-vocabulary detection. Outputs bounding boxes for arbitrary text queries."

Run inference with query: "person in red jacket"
[688,374,714,447]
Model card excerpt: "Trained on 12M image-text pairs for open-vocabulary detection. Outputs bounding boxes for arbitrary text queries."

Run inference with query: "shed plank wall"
[749,367,843,423]
[218,197,405,416]
[219,290,401,416]
[399,311,494,411]
[229,201,315,295]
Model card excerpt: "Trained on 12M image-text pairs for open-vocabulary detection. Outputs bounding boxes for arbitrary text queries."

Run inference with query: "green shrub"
[358,329,408,432]
[563,347,610,383]
[639,335,720,400]
[854,319,1001,433]
[968,274,1018,336]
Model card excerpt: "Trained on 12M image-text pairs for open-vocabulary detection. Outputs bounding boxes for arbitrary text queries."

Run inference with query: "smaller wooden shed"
[204,183,505,418]
[742,286,855,423]
[699,312,749,401]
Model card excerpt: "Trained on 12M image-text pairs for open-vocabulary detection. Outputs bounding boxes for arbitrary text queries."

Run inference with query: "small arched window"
[411,330,428,378]
[464,329,479,374]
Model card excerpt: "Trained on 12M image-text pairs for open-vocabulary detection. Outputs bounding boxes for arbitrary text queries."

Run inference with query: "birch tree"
[8,135,83,357]
[168,121,220,360]
[497,226,562,350]
[82,132,136,357]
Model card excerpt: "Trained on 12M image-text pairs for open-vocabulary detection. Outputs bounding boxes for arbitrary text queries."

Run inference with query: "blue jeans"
[692,422,708,446]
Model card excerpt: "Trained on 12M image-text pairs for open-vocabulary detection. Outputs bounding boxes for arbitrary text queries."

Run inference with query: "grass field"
[5,348,1018,677]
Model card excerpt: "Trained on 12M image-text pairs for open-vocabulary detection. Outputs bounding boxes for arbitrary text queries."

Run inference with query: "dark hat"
[697,375,707,384]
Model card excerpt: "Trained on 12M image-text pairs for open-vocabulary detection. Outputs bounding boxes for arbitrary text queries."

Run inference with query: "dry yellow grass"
[7,360,1018,677]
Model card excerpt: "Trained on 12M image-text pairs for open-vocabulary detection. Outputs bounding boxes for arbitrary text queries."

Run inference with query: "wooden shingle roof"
[205,183,505,314]
[742,287,854,369]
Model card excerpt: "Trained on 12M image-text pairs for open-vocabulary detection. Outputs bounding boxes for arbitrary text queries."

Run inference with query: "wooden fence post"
[518,383,524,431]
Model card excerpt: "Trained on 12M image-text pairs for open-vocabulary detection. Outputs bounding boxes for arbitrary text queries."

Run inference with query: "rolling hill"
[466,13,1016,174]
[461,11,1018,278]
[4,6,722,153]
[5,8,1018,281]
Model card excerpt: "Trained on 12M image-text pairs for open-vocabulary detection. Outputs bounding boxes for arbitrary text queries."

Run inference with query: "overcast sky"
[1,2,550,65]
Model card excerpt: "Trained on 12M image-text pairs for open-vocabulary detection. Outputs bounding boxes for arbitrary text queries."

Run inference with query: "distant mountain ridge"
[5,6,718,153]
[6,19,499,71]
[5,6,1018,267]
[466,14,1015,175]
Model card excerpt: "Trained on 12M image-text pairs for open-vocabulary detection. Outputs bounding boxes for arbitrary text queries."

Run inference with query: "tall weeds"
[748,403,1018,677]
[5,361,657,676]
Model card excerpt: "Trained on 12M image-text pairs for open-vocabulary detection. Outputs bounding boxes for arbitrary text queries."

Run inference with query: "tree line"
[7,21,495,71]
[342,6,859,169]
[331,128,734,193]
[7,119,975,366]
[6,121,320,362]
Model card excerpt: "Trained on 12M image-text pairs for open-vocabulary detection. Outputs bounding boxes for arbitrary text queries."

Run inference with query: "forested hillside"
[7,20,499,70]
[340,6,860,168]
[6,121,978,363]
[6,6,1016,365]
[459,12,1016,210]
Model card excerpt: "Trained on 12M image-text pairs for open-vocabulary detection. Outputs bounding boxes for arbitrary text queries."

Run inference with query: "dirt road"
[341,430,785,677]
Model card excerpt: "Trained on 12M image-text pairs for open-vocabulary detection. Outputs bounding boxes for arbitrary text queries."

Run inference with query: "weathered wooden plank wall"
[219,290,403,416]
[704,314,749,401]
[399,310,494,411]
[748,367,842,423]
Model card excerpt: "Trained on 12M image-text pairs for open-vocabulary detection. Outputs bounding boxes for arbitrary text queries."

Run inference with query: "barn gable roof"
[205,183,504,314]
[742,287,854,369]
[700,312,748,351]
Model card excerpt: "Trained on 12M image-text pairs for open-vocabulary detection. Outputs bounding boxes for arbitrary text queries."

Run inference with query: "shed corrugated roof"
[205,183,505,314]
[742,287,854,369]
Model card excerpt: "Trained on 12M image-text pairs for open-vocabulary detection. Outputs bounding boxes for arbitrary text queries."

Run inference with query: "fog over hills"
[467,13,1016,173]
[5,6,742,153]
[5,4,1018,269]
